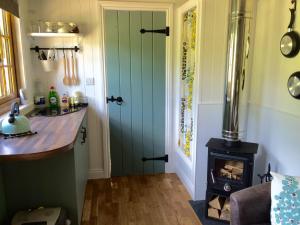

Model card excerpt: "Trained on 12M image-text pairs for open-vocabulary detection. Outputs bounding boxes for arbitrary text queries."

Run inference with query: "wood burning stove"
[204,0,259,222]
[205,138,258,222]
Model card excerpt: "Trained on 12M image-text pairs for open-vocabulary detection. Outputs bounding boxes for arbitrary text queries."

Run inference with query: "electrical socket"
[86,77,95,86]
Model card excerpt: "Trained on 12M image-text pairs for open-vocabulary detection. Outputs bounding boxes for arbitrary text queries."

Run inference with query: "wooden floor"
[81,173,202,225]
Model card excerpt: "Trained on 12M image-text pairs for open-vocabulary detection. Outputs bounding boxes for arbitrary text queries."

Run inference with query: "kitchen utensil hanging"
[71,51,77,85]
[73,51,79,85]
[287,71,300,99]
[63,50,80,86]
[40,48,57,72]
[62,50,71,86]
[30,46,80,86]
[280,0,300,58]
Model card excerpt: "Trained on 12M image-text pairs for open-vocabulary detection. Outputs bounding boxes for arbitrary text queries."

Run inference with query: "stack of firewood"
[218,160,244,180]
[208,196,231,221]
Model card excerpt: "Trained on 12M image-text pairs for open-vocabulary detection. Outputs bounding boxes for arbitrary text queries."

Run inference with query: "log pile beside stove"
[208,195,230,221]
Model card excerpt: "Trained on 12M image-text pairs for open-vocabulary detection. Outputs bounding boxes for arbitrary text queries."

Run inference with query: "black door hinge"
[142,154,168,162]
[140,27,169,36]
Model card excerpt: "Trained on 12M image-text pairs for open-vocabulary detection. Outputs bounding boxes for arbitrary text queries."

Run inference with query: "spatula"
[73,51,79,85]
[71,51,77,85]
[62,50,69,86]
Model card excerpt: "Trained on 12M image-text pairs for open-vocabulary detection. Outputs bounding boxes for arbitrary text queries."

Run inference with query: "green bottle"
[48,86,59,109]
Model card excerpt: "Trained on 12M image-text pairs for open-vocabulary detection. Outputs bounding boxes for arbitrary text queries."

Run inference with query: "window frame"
[0,10,18,107]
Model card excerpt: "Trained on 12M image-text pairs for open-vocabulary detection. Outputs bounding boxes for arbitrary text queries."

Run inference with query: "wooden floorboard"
[81,173,202,225]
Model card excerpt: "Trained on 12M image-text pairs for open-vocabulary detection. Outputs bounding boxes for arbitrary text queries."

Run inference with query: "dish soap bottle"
[48,86,59,109]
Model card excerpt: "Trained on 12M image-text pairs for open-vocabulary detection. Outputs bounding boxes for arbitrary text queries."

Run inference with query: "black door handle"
[81,127,87,144]
[106,96,124,105]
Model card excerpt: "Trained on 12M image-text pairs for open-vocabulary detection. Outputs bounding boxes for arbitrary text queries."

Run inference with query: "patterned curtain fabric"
[178,8,197,158]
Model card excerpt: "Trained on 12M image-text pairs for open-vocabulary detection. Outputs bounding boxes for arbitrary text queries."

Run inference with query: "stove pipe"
[222,0,255,143]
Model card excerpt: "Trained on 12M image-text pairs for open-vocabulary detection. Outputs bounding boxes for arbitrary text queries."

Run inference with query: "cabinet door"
[74,116,89,223]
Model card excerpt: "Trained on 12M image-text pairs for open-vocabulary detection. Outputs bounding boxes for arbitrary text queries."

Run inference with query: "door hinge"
[140,27,169,36]
[142,154,168,162]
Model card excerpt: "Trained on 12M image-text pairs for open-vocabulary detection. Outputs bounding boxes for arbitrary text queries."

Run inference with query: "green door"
[104,10,166,176]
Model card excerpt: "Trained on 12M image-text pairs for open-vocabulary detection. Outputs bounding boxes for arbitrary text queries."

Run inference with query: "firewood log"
[208,207,220,219]
[220,169,233,179]
[208,196,224,210]
[222,199,230,211]
[220,209,231,221]
[226,161,243,169]
[224,165,243,175]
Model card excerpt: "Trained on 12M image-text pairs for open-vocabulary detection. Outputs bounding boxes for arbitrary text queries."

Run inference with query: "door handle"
[210,169,216,184]
[106,96,124,105]
[81,127,87,144]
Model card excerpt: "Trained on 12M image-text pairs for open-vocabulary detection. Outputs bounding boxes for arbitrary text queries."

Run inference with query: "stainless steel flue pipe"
[222,0,256,142]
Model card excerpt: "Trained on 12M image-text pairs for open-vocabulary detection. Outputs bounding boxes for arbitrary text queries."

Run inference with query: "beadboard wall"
[193,0,229,200]
[20,0,108,178]
[247,0,300,182]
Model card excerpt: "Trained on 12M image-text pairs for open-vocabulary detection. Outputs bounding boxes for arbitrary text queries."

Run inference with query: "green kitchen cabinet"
[2,116,89,225]
[0,166,7,224]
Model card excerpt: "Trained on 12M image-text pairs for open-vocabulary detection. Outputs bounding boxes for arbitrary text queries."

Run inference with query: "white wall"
[247,0,300,183]
[193,0,229,200]
[19,0,106,178]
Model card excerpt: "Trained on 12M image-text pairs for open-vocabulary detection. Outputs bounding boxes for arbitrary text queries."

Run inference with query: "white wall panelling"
[247,0,300,180]
[248,104,300,183]
[19,0,105,179]
[193,0,229,200]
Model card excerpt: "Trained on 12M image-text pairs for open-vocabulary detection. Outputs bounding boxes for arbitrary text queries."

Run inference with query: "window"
[0,9,17,107]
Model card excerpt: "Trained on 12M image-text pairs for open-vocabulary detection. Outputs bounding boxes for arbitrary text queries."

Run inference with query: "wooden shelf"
[28,32,81,38]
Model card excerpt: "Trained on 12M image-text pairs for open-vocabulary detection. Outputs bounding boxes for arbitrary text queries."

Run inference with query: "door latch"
[142,155,168,162]
[106,96,124,105]
[140,27,169,36]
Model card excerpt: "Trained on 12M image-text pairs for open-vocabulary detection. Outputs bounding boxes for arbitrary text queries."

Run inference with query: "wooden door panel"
[105,10,166,176]
[141,11,154,175]
[118,11,133,176]
[153,12,166,173]
[104,10,122,176]
[130,11,144,175]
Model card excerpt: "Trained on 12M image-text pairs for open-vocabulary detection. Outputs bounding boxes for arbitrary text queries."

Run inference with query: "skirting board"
[88,169,106,179]
[175,167,195,199]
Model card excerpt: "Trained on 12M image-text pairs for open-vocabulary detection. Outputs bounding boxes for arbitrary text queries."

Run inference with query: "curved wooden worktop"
[0,108,87,161]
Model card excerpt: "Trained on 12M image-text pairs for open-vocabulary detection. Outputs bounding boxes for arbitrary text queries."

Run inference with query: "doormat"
[189,200,226,225]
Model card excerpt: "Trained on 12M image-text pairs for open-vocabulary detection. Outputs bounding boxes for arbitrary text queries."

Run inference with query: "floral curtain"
[178,8,197,158]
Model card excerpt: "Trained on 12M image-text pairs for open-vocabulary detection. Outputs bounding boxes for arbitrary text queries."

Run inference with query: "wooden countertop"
[0,108,87,161]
